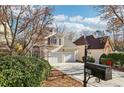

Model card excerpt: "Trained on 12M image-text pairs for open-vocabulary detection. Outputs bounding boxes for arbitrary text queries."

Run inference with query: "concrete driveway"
[51,62,124,87]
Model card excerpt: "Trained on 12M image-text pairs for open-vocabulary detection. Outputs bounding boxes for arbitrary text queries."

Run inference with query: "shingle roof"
[73,35,86,45]
[73,35,109,49]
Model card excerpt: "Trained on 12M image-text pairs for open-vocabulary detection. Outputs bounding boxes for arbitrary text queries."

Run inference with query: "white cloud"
[55,22,96,32]
[54,15,68,22]
[53,14,107,35]
[69,16,84,23]
[83,17,100,24]
[69,16,106,26]
[83,16,106,26]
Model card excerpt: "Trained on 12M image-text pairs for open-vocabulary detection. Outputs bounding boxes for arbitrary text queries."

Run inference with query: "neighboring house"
[0,23,12,53]
[31,31,77,64]
[73,35,113,63]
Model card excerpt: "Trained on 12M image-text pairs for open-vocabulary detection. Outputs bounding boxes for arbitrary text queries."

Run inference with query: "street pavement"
[51,62,124,87]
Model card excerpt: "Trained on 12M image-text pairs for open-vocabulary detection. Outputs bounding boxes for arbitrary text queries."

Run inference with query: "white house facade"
[31,32,78,64]
[47,33,77,64]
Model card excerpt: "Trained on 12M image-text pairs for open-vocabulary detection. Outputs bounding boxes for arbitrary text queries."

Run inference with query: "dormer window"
[50,36,57,44]
[52,38,57,44]
[59,39,61,45]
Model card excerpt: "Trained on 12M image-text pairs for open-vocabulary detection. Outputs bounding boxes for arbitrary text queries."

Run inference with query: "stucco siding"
[76,45,85,62]
[88,49,104,63]
[0,24,12,43]
[0,24,12,53]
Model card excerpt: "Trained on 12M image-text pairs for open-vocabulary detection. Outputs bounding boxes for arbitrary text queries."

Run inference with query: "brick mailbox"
[85,62,112,81]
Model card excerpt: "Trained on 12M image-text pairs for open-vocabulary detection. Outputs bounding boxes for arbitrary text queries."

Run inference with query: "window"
[53,38,57,44]
[59,39,61,45]
[48,38,50,45]
[50,37,57,44]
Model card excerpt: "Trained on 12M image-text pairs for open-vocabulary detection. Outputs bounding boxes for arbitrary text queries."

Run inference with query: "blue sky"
[51,5,106,36]
[54,5,98,17]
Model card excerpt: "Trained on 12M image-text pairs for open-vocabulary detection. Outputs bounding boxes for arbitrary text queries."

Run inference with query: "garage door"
[48,52,76,64]
[64,52,75,62]
[48,53,62,64]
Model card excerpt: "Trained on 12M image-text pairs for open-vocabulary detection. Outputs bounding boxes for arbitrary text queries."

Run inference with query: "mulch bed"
[112,67,124,72]
[42,69,83,87]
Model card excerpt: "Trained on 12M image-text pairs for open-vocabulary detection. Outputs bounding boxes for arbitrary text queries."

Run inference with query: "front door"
[32,46,40,58]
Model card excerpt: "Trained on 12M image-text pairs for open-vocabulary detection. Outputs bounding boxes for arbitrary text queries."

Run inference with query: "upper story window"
[59,39,61,45]
[48,36,57,45]
[51,37,57,44]
[48,35,63,45]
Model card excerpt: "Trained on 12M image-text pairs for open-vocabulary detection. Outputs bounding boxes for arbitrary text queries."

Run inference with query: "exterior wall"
[0,24,12,43]
[88,49,104,64]
[61,37,64,46]
[0,24,12,52]
[63,37,76,47]
[76,46,105,63]
[76,45,85,62]
[104,40,113,54]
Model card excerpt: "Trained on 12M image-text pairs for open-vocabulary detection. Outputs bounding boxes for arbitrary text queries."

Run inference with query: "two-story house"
[31,31,78,64]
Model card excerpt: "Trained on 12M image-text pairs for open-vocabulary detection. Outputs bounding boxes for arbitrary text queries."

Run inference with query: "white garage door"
[48,52,75,64]
[64,52,75,62]
[48,52,62,64]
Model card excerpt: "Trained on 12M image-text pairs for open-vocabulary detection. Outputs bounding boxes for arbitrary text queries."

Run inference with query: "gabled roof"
[63,37,77,48]
[73,35,86,45]
[45,32,64,39]
[73,35,109,49]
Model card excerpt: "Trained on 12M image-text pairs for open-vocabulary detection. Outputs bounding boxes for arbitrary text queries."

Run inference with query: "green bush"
[87,56,95,63]
[99,54,107,64]
[119,53,124,66]
[100,58,107,65]
[0,52,9,57]
[99,53,124,67]
[100,58,113,65]
[0,55,51,87]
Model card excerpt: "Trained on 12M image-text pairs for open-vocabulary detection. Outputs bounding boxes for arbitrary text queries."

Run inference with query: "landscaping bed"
[42,69,83,87]
[99,53,124,72]
[112,67,124,72]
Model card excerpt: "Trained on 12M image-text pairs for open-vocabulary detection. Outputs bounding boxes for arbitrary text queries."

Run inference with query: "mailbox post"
[83,42,88,87]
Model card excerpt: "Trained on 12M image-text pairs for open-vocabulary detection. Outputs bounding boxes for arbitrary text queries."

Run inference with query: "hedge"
[0,52,9,57]
[99,53,124,67]
[87,56,95,63]
[0,55,51,87]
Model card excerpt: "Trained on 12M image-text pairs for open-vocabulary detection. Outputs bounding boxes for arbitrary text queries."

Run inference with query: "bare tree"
[54,23,76,41]
[55,23,66,34]
[0,5,53,55]
[98,5,124,50]
[94,30,105,37]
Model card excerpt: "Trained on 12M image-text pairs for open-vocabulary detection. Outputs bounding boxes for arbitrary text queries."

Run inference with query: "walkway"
[51,63,124,87]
